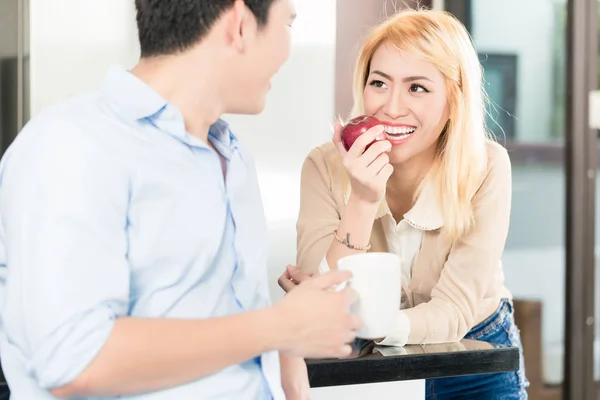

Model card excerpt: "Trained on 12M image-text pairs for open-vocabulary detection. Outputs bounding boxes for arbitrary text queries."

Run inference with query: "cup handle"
[332,279,360,316]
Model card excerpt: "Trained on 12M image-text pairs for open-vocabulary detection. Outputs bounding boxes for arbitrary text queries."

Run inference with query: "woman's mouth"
[383,125,416,143]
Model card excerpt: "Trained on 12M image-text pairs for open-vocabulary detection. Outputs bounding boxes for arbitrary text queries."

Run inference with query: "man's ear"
[224,0,255,53]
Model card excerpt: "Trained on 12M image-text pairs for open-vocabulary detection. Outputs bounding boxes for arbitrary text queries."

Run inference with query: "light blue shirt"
[0,66,284,399]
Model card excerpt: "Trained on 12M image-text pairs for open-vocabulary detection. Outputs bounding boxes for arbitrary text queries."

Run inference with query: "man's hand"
[278,265,313,293]
[280,352,311,400]
[274,269,361,359]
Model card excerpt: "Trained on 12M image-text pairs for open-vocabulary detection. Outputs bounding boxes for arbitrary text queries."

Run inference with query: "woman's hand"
[332,123,393,205]
[278,265,313,293]
[280,352,311,400]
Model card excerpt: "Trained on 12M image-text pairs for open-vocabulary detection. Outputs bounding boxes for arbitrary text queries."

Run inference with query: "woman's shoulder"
[303,141,346,178]
[485,139,510,167]
[302,141,349,200]
[305,141,339,165]
[470,139,512,205]
[484,139,512,182]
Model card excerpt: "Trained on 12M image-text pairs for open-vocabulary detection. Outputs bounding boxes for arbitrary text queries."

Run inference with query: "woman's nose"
[383,93,409,119]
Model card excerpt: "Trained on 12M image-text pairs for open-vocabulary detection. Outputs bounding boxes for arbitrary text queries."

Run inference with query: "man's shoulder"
[17,92,113,144]
[1,92,128,179]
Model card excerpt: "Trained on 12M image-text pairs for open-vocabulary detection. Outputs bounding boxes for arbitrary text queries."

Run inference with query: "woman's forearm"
[325,195,379,270]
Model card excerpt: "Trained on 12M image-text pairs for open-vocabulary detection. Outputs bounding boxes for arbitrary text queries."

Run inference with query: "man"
[0,0,361,399]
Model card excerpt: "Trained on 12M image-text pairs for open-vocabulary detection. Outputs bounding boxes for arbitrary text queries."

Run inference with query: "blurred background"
[1,0,599,398]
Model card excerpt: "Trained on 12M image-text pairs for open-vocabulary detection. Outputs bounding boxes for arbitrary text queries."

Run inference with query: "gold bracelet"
[333,230,371,251]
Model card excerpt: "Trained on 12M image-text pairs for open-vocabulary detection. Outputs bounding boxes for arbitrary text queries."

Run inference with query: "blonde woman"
[278,9,529,399]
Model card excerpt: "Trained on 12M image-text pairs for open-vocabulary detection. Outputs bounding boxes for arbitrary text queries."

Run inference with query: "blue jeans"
[426,299,529,399]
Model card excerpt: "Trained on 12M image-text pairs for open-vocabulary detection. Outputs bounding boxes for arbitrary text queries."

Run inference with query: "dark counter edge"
[306,346,519,387]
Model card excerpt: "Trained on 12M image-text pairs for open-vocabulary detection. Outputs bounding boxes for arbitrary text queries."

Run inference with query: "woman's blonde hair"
[350,8,491,242]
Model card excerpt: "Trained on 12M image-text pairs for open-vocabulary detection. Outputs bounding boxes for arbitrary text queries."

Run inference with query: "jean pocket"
[465,300,509,342]
[468,315,512,347]
[465,301,530,392]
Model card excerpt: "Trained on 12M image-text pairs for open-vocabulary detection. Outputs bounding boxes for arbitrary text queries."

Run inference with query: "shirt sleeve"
[296,147,341,275]
[375,311,411,347]
[403,144,512,344]
[0,120,131,389]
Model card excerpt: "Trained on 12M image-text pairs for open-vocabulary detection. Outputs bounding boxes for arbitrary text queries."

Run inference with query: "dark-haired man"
[0,0,360,399]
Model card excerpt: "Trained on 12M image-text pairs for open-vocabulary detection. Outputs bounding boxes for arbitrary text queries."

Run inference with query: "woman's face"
[363,42,450,166]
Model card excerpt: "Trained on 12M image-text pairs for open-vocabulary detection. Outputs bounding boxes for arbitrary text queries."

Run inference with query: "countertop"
[306,338,520,387]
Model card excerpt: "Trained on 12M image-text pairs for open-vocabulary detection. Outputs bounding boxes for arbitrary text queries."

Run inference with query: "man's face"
[224,0,296,115]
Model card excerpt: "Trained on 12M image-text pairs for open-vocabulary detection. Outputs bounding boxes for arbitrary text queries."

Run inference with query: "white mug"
[337,252,401,339]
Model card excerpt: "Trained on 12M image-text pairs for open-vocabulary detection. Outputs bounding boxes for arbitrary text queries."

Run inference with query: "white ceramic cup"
[337,252,401,339]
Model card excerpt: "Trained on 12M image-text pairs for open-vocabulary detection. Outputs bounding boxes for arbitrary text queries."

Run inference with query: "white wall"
[431,0,445,11]
[29,0,139,116]
[225,0,338,303]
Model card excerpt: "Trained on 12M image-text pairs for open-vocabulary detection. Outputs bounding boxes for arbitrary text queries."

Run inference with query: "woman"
[279,8,529,399]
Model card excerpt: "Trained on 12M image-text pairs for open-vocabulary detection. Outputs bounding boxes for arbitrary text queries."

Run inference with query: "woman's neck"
[386,156,435,221]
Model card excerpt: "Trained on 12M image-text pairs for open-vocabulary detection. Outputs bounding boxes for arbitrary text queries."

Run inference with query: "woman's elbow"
[453,317,475,342]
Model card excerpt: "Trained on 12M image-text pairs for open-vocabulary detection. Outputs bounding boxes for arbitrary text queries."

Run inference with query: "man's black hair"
[135,0,276,57]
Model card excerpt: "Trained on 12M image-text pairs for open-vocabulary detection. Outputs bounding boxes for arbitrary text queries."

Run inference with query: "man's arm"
[2,123,358,399]
[52,310,284,398]
[51,268,355,398]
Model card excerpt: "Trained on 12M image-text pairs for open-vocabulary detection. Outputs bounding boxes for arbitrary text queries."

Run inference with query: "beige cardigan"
[295,140,513,344]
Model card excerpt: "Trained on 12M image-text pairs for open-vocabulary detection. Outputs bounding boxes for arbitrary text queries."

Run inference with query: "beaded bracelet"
[333,230,372,251]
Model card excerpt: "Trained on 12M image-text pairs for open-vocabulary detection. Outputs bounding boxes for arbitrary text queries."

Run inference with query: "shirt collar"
[208,119,239,160]
[100,65,238,155]
[343,179,444,231]
[101,65,167,121]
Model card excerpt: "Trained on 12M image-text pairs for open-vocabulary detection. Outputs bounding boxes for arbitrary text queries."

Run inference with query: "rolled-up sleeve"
[0,121,131,389]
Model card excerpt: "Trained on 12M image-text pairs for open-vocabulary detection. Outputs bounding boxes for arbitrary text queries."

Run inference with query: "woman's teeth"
[384,125,415,140]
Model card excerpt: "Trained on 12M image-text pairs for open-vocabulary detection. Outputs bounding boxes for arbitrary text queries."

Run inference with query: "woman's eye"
[369,80,387,89]
[409,84,429,93]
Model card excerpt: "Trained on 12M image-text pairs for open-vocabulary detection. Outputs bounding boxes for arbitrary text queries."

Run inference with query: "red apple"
[340,115,385,151]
